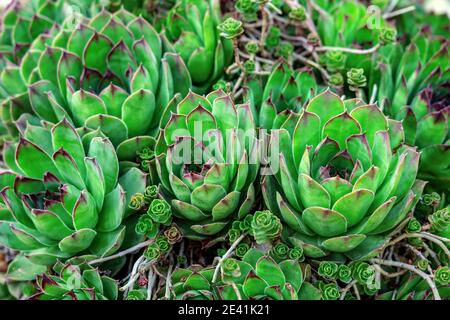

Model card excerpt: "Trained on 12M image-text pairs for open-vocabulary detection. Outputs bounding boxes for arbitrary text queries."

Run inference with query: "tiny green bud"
[222,258,241,281]
[213,79,230,92]
[144,185,158,202]
[434,266,449,286]
[318,261,339,280]
[352,262,375,285]
[289,6,307,22]
[218,17,244,39]
[236,243,250,258]
[177,255,187,264]
[245,41,260,55]
[135,215,159,238]
[337,265,352,284]
[406,218,422,233]
[379,27,397,45]
[422,192,440,207]
[265,26,281,49]
[325,50,346,72]
[147,199,172,225]
[250,210,282,245]
[228,228,241,243]
[416,259,429,271]
[347,68,367,91]
[155,236,171,253]
[321,283,340,300]
[244,59,256,73]
[129,193,145,211]
[277,42,294,59]
[270,242,289,260]
[137,146,154,161]
[288,247,304,261]
[429,207,450,233]
[144,244,161,261]
[329,73,344,87]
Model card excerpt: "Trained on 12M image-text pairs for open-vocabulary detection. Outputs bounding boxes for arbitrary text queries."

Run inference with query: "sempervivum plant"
[428,206,450,244]
[0,119,147,271]
[168,248,303,300]
[400,88,449,192]
[168,265,215,300]
[244,61,319,130]
[368,31,449,191]
[0,0,67,141]
[316,1,390,49]
[28,260,118,300]
[155,89,259,240]
[164,0,234,92]
[0,0,66,78]
[262,90,424,259]
[0,7,191,161]
[370,30,449,117]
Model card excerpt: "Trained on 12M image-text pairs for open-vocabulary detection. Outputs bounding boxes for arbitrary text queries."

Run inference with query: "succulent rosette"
[169,248,303,300]
[164,0,234,92]
[0,0,65,78]
[28,260,118,300]
[0,119,147,272]
[262,90,424,259]
[169,265,216,300]
[390,86,448,192]
[250,210,282,245]
[316,1,389,48]
[429,207,450,242]
[155,90,259,240]
[312,1,396,92]
[244,62,319,130]
[367,31,449,190]
[0,0,69,142]
[0,8,191,165]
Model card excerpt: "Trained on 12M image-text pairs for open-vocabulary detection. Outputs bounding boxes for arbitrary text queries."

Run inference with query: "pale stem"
[259,5,268,49]
[383,6,415,19]
[309,0,329,18]
[233,39,242,68]
[422,242,441,267]
[339,280,357,300]
[233,71,246,96]
[231,282,242,300]
[89,239,154,265]
[239,50,274,65]
[352,283,361,300]
[315,43,381,54]
[371,258,441,300]
[212,233,247,284]
[386,232,450,260]
[293,52,330,80]
[384,0,399,14]
[370,84,378,104]
[147,267,155,300]
[164,263,174,300]
[121,255,146,294]
[373,264,407,278]
[404,244,433,274]
[234,88,244,100]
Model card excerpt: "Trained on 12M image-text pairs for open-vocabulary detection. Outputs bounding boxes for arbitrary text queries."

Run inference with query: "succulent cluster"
[0,0,448,301]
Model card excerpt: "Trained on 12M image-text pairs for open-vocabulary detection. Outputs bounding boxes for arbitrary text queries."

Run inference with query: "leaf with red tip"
[16,138,59,180]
